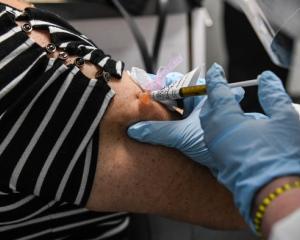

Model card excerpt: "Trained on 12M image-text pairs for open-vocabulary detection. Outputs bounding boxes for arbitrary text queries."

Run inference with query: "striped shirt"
[0,3,129,239]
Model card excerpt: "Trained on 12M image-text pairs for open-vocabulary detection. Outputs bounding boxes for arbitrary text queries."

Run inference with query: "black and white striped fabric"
[0,3,129,239]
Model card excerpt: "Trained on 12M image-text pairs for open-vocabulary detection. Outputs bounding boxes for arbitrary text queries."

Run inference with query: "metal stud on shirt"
[21,23,33,33]
[102,71,112,82]
[45,43,57,54]
[75,57,85,68]
[96,70,111,82]
[58,51,69,60]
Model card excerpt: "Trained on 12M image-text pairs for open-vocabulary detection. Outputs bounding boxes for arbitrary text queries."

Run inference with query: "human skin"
[254,176,300,237]
[4,0,246,229]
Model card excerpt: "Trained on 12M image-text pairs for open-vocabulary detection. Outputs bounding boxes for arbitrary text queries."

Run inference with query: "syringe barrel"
[151,88,182,101]
[151,79,258,101]
[180,85,207,97]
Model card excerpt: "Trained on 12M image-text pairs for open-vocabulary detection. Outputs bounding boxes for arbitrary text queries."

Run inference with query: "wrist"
[253,176,300,237]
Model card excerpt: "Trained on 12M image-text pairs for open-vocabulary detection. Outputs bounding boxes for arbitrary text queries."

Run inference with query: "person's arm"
[253,177,300,238]
[3,0,245,229]
[86,72,245,229]
[1,0,28,8]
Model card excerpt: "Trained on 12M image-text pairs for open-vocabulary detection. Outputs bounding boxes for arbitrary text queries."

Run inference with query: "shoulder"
[0,0,34,10]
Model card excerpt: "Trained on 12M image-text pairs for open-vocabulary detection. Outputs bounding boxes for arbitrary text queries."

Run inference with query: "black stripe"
[0,61,67,189]
[0,3,129,239]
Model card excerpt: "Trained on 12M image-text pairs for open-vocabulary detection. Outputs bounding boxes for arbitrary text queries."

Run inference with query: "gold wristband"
[254,180,300,236]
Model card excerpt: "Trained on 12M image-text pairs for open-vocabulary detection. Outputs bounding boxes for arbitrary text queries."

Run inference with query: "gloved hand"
[200,63,300,230]
[127,72,245,166]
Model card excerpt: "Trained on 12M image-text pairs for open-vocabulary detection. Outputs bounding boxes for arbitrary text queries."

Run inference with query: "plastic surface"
[270,209,300,240]
[239,0,300,68]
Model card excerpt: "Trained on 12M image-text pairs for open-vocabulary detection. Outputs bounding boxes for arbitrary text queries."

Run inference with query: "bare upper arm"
[1,0,32,10]
[87,72,246,230]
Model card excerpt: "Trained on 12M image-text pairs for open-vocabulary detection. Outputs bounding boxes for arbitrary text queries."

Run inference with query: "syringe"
[138,79,259,104]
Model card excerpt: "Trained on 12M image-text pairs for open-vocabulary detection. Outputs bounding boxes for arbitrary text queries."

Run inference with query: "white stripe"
[54,236,70,240]
[94,217,130,240]
[98,57,110,67]
[83,51,93,61]
[52,212,126,233]
[0,27,21,47]
[0,39,33,70]
[79,45,96,50]
[59,43,95,51]
[0,195,34,212]
[32,68,79,196]
[0,191,8,195]
[34,76,96,197]
[96,219,122,227]
[55,90,115,201]
[0,65,66,188]
[17,229,52,240]
[0,65,66,156]
[29,19,62,30]
[0,11,6,18]
[0,111,6,120]
[0,208,87,231]
[59,42,69,49]
[80,34,90,40]
[75,139,93,205]
[0,53,46,100]
[13,212,126,239]
[49,26,95,47]
[9,66,70,191]
[54,79,98,200]
[0,201,56,226]
[5,7,22,17]
[45,58,55,72]
[116,61,123,76]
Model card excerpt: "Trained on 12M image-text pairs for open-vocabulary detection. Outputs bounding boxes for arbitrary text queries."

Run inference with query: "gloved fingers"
[190,81,244,112]
[127,121,179,148]
[195,87,243,114]
[231,87,245,103]
[206,63,243,114]
[199,65,245,145]
[165,72,184,86]
[183,96,207,117]
[293,103,300,120]
[147,73,156,81]
[245,112,268,120]
[258,71,295,118]
[183,77,208,115]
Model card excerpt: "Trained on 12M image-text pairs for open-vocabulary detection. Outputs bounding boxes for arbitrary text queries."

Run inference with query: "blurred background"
[31,0,300,239]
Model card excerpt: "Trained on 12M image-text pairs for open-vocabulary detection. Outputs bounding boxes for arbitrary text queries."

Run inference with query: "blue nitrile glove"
[200,63,300,231]
[128,72,246,166]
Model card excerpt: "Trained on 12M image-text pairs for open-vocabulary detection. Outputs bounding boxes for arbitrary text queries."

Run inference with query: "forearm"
[253,176,300,237]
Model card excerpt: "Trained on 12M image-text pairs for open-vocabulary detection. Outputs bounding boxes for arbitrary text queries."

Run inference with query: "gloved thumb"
[231,87,245,103]
[245,112,268,120]
[258,71,294,117]
[206,63,242,113]
[128,120,180,148]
